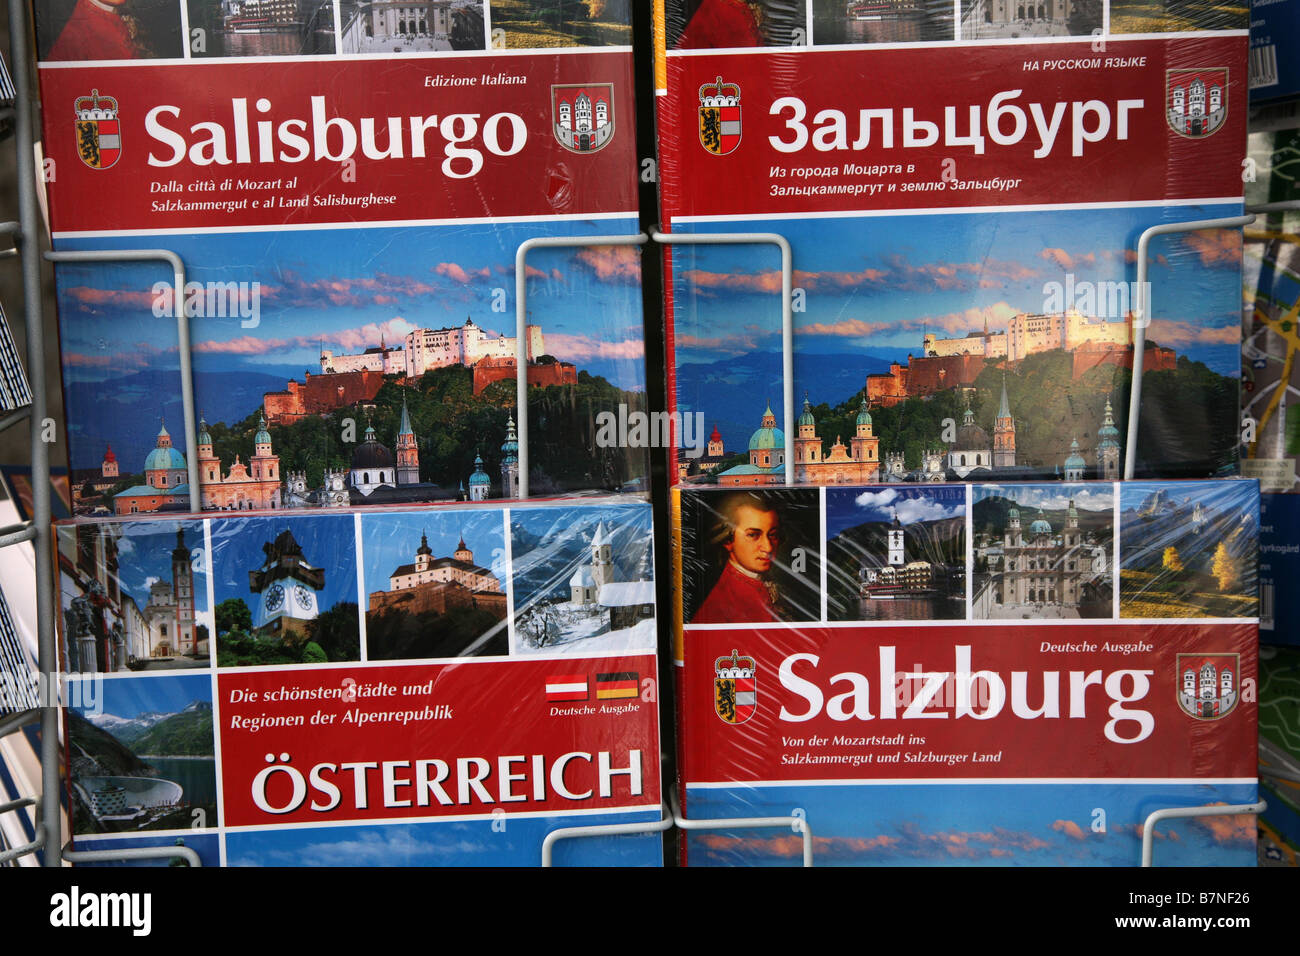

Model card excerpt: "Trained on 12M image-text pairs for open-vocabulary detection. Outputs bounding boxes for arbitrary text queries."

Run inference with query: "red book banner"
[41,53,638,233]
[660,36,1247,219]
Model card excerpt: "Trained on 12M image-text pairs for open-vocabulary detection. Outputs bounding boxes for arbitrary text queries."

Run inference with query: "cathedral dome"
[749,424,786,450]
[953,421,989,452]
[352,425,395,469]
[1029,511,1053,534]
[145,445,187,472]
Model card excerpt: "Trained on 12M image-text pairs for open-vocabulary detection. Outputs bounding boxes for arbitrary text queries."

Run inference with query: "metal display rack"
[0,0,1270,863]
[0,0,56,867]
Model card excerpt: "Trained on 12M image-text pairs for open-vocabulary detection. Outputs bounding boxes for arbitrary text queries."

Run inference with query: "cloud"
[1147,319,1240,347]
[801,303,1021,342]
[543,333,644,361]
[855,488,900,509]
[1182,230,1242,268]
[679,255,1042,299]
[1040,249,1099,271]
[193,317,419,356]
[575,246,640,282]
[894,496,962,523]
[676,332,760,356]
[1052,819,1087,841]
[63,286,157,310]
[802,319,891,338]
[696,822,1051,863]
[1189,805,1256,845]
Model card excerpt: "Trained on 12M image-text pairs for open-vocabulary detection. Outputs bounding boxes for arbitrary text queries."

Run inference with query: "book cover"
[55,495,662,865]
[672,480,1259,865]
[33,5,647,516]
[656,5,1249,488]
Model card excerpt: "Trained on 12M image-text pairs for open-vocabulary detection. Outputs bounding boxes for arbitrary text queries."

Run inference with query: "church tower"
[1096,399,1120,481]
[415,530,434,572]
[171,527,195,654]
[887,511,905,567]
[501,413,520,499]
[794,394,820,464]
[197,413,221,487]
[993,380,1016,469]
[248,412,282,509]
[395,395,420,486]
[590,521,613,589]
[1063,437,1086,482]
[1006,505,1022,547]
[101,444,118,479]
[849,398,878,465]
[707,425,724,458]
[469,453,491,501]
[1064,497,1080,547]
[454,534,473,565]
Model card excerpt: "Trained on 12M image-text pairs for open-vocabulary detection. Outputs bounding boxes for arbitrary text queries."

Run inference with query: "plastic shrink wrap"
[670,480,1259,865]
[34,0,649,516]
[655,1,1249,490]
[55,496,662,866]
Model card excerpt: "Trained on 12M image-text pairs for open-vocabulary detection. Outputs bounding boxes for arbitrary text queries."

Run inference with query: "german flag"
[596,672,638,700]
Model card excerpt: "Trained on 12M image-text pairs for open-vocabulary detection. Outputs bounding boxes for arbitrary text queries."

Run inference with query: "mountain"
[130,700,214,757]
[64,368,290,470]
[675,350,898,451]
[85,710,170,744]
[66,710,155,779]
[511,510,653,606]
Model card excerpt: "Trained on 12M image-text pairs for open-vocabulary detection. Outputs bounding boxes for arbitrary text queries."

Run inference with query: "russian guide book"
[656,2,1258,864]
[36,1,663,865]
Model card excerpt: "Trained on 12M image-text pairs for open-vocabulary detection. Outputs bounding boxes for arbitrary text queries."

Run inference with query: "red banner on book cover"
[659,37,1246,219]
[218,654,659,827]
[41,54,637,233]
[678,623,1256,782]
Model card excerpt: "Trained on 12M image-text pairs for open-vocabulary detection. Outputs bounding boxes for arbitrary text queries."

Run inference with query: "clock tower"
[248,528,327,643]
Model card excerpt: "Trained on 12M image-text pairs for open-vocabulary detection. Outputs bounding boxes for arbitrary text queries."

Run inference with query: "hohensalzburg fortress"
[923,309,1132,361]
[320,318,545,378]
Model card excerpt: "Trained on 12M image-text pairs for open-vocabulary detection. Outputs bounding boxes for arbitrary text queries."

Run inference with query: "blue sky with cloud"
[671,203,1244,373]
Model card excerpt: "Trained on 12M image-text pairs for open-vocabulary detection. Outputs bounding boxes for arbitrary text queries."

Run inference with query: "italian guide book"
[655,1,1249,490]
[670,479,1260,865]
[33,0,649,518]
[55,495,662,866]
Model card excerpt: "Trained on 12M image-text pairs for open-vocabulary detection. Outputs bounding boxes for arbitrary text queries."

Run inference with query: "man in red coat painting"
[691,493,783,624]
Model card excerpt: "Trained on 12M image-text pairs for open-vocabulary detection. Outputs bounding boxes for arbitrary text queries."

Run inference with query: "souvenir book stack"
[35,0,663,866]
[657,0,1260,865]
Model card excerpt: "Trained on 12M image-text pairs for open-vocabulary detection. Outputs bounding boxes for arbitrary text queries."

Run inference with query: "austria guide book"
[670,479,1260,866]
[656,2,1249,489]
[34,1,649,517]
[56,495,662,866]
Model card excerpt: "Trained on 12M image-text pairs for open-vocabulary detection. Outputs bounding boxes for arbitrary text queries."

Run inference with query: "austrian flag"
[546,674,589,702]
